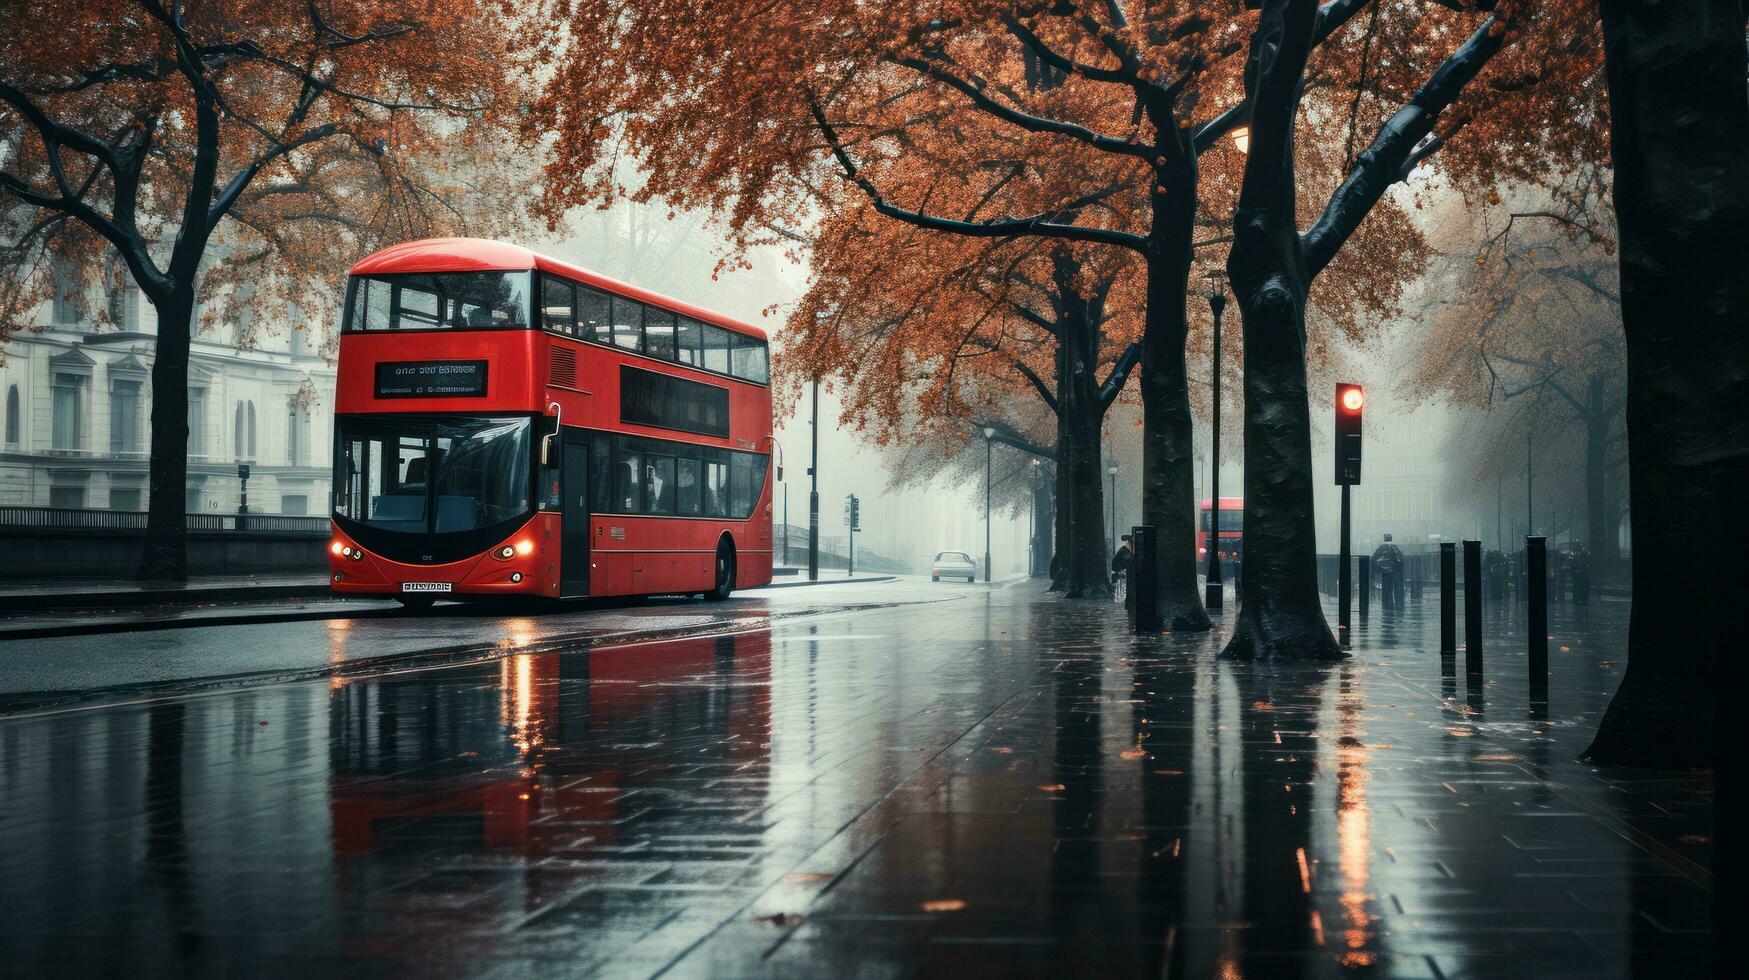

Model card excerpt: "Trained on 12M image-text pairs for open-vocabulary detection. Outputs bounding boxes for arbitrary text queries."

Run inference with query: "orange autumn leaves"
[1,0,536,341]
[530,1,1600,459]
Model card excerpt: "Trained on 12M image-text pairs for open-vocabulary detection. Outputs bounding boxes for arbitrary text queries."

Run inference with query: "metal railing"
[0,506,329,535]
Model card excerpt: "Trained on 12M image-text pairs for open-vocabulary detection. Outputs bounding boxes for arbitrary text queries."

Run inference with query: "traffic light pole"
[1339,482,1351,647]
[1204,292,1224,610]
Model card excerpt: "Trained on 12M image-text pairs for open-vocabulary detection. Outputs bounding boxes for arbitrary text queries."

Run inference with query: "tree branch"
[805,91,1149,252]
[1303,12,1508,277]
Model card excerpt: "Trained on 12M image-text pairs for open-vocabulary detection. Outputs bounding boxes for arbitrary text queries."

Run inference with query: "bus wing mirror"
[776,464,783,481]
[542,401,562,465]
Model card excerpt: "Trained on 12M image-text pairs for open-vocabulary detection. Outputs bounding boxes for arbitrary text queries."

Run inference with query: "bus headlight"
[495,545,515,560]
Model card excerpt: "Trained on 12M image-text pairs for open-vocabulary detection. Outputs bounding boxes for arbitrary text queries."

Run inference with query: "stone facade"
[0,276,335,515]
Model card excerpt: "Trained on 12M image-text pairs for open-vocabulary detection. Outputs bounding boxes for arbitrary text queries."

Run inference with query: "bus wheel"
[397,595,436,612]
[705,540,736,601]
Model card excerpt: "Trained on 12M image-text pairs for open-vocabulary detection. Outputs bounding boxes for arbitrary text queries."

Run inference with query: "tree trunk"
[1032,482,1053,577]
[1139,154,1211,632]
[1219,0,1340,661]
[1059,292,1111,599]
[1583,0,1747,768]
[136,286,195,581]
[1222,219,1341,660]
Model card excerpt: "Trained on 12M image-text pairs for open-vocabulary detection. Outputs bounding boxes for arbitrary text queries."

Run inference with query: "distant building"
[0,265,334,515]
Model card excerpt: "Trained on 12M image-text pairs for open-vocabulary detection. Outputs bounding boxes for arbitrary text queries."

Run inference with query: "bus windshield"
[335,415,533,534]
[346,272,531,331]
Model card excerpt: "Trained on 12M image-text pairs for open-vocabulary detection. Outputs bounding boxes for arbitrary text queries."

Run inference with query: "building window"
[108,281,139,330]
[188,388,208,457]
[287,404,311,466]
[52,372,86,451]
[110,379,142,455]
[50,486,85,509]
[281,494,308,516]
[4,385,18,445]
[233,399,256,460]
[51,261,81,326]
[110,487,141,511]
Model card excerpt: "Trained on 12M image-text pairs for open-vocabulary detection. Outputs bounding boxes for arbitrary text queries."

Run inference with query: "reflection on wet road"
[0,584,1712,976]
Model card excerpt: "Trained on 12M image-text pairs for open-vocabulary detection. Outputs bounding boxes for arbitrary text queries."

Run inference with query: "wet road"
[0,582,1712,977]
[0,576,933,710]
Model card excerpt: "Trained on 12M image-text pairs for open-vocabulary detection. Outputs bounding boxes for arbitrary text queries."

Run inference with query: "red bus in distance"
[1197,496,1242,568]
[328,238,774,607]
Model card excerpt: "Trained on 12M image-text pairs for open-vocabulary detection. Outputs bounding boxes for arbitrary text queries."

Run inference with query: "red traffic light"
[1340,386,1365,413]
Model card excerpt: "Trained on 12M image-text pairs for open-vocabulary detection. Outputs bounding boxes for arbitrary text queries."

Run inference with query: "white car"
[931,550,978,582]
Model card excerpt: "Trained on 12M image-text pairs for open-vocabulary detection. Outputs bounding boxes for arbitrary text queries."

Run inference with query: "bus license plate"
[401,582,452,593]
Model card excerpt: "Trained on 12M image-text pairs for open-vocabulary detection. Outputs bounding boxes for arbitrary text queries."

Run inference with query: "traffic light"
[849,495,861,531]
[1335,383,1364,485]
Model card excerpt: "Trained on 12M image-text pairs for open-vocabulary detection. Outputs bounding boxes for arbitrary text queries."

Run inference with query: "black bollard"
[1130,525,1159,632]
[1527,535,1548,700]
[1358,555,1370,618]
[1440,543,1456,656]
[1463,540,1483,677]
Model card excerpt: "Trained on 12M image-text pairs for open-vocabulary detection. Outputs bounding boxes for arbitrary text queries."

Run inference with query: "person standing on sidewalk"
[1111,535,1133,610]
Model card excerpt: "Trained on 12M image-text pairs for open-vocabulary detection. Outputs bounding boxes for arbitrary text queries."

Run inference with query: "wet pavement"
[0,577,960,709]
[0,581,1712,977]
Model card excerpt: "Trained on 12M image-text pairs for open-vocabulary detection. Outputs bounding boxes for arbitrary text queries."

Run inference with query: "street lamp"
[1205,288,1227,610]
[982,426,995,583]
[1106,464,1119,545]
[1231,125,1250,154]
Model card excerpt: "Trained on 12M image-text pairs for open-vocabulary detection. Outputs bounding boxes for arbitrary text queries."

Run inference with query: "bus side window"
[644,307,677,361]
[703,459,728,517]
[616,451,642,512]
[578,286,611,344]
[677,457,701,515]
[702,324,730,373]
[610,297,643,351]
[543,276,576,335]
[676,317,703,366]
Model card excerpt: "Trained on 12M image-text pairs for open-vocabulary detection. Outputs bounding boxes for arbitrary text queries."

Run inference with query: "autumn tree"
[1408,193,1625,577]
[1215,0,1601,659]
[1581,0,1747,771]
[780,207,1144,596]
[0,0,533,578]
[533,0,1445,631]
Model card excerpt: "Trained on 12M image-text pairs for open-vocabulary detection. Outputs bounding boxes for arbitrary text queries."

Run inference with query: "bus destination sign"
[374,360,488,398]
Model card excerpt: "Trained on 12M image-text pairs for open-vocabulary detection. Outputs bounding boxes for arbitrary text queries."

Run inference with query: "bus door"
[562,432,591,597]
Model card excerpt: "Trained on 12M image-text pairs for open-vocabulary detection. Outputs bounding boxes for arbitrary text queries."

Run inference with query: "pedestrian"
[1111,535,1133,610]
[1371,533,1405,610]
[1571,544,1592,605]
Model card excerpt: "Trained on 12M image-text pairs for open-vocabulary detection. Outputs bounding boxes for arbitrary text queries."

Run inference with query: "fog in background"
[529,200,1030,575]
[528,184,1613,574]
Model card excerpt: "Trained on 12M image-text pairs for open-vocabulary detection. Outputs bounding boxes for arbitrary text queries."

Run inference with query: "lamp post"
[1106,464,1119,546]
[1029,457,1042,577]
[808,378,819,581]
[1205,289,1226,610]
[982,426,995,582]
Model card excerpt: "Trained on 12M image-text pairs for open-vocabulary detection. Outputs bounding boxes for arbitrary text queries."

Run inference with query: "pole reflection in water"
[1333,665,1375,969]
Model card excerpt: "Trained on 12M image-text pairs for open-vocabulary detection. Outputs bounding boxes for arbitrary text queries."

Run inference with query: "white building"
[0,269,335,515]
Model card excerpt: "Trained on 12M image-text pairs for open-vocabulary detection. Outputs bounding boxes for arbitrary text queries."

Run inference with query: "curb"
[752,575,897,590]
[0,582,334,613]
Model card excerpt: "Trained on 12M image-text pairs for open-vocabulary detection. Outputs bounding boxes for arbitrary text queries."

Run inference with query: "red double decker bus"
[1197,496,1242,570]
[328,238,774,607]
